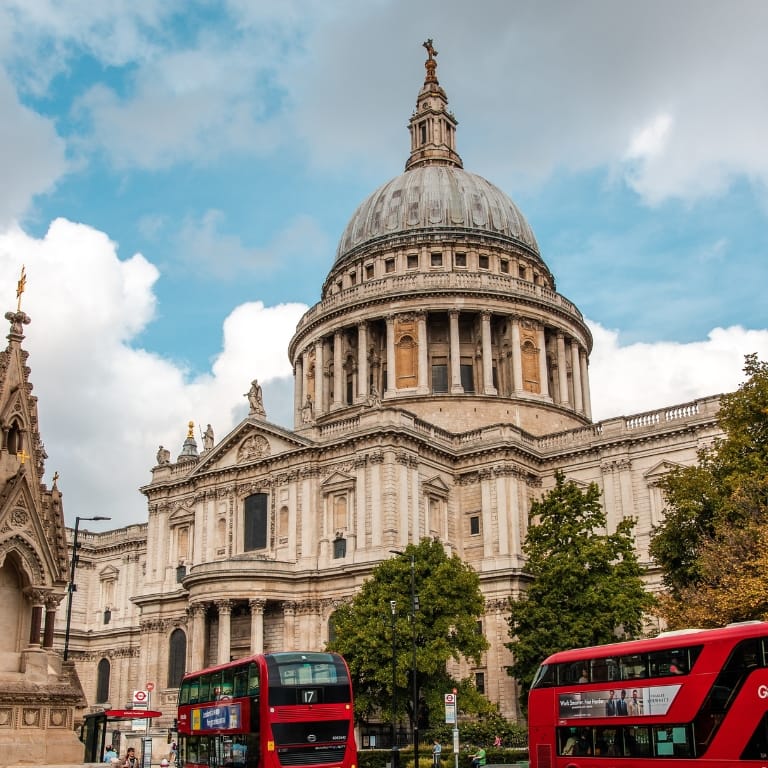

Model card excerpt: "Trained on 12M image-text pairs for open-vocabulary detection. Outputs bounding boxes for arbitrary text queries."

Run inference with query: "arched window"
[168,629,187,688]
[7,421,21,455]
[96,658,110,703]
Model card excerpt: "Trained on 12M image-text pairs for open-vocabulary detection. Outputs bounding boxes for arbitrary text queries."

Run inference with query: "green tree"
[650,354,768,625]
[506,472,654,705]
[327,538,488,727]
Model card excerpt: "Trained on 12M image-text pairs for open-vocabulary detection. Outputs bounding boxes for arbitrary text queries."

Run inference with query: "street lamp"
[390,600,399,768]
[63,515,111,661]
[391,550,419,768]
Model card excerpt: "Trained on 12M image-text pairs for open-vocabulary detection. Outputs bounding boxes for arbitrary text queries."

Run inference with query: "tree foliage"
[650,354,768,626]
[506,472,654,705]
[327,538,488,726]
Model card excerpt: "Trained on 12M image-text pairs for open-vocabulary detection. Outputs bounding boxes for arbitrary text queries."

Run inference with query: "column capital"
[216,599,233,615]
[249,598,267,613]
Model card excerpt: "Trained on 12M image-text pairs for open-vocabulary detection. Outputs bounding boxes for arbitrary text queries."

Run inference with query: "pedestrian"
[104,745,117,763]
[432,739,442,767]
[471,746,486,768]
[123,747,138,768]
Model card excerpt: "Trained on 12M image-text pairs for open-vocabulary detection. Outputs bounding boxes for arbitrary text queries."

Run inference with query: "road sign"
[444,693,456,724]
[133,690,149,706]
[146,682,155,692]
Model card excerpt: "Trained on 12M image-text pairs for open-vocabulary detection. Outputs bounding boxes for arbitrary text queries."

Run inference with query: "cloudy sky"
[1,0,767,529]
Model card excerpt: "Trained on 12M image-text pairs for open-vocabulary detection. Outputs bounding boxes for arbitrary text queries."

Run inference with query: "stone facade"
[0,299,87,765]
[52,43,723,755]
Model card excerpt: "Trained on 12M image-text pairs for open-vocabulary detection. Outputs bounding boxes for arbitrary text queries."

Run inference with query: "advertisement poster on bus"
[192,703,242,731]
[558,685,681,719]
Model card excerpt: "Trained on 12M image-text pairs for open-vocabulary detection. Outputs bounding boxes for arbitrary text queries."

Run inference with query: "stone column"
[294,357,303,426]
[571,340,584,413]
[481,311,497,395]
[314,338,324,415]
[249,599,266,655]
[189,603,207,670]
[556,332,569,405]
[357,321,368,402]
[416,312,429,394]
[332,330,343,410]
[283,602,296,650]
[511,317,523,393]
[537,326,550,397]
[580,350,592,420]
[385,315,396,396]
[43,595,59,648]
[217,600,232,664]
[449,310,463,393]
[28,598,43,646]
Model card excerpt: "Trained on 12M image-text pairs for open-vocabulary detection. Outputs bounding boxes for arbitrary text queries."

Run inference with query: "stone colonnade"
[186,598,329,669]
[294,309,591,421]
[25,588,62,648]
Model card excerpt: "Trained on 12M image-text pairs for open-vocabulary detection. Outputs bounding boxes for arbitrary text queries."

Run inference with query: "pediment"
[644,460,683,483]
[423,474,450,496]
[168,506,195,526]
[99,564,119,580]
[321,472,355,493]
[190,418,312,475]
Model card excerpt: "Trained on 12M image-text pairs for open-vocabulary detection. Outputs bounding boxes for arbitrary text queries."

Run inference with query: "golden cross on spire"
[16,265,26,311]
[17,448,30,464]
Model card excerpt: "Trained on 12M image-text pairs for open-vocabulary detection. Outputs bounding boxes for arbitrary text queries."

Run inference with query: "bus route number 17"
[302,689,319,704]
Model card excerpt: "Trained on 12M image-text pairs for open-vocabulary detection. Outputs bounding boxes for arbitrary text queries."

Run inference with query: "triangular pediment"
[644,460,683,483]
[168,505,195,526]
[99,564,119,580]
[321,472,355,493]
[189,418,312,476]
[423,475,450,495]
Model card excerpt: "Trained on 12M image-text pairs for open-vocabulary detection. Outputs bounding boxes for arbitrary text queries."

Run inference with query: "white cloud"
[0,71,67,227]
[0,219,305,528]
[588,321,768,420]
[626,114,673,161]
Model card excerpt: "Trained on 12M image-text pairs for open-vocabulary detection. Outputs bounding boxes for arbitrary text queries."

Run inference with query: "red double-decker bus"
[527,621,768,765]
[177,651,357,768]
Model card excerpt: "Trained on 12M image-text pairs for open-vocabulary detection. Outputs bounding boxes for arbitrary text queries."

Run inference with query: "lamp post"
[63,515,111,661]
[390,600,399,768]
[391,550,419,768]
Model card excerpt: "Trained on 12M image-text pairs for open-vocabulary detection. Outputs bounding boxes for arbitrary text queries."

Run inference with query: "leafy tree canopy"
[650,354,768,626]
[506,472,654,705]
[327,538,488,727]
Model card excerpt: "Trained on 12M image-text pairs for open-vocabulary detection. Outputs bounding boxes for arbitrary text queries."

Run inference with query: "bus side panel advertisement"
[191,703,241,731]
[558,685,681,718]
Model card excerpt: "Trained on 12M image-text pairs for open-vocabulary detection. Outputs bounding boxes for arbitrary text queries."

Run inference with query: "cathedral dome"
[335,165,540,264]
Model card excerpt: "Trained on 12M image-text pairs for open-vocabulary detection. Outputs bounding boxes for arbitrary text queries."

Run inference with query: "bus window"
[199,674,210,703]
[233,668,248,698]
[653,725,692,757]
[211,672,222,699]
[560,663,585,686]
[247,662,259,695]
[590,657,618,683]
[530,663,555,688]
[619,653,647,680]
[743,712,768,760]
[621,726,651,757]
[179,679,191,705]
[189,679,200,705]
[221,668,234,698]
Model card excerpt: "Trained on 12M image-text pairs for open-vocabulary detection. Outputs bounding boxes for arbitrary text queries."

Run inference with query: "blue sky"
[1,0,767,528]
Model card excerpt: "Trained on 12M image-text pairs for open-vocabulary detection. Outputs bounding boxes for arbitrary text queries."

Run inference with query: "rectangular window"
[500,259,509,274]
[407,253,419,269]
[365,264,374,280]
[333,537,347,559]
[475,672,485,695]
[432,361,448,393]
[478,254,489,270]
[470,515,480,535]
[244,493,268,551]
[385,258,396,273]
[349,271,356,285]
[518,264,527,279]
[460,362,475,392]
[454,252,467,267]
[431,252,443,267]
